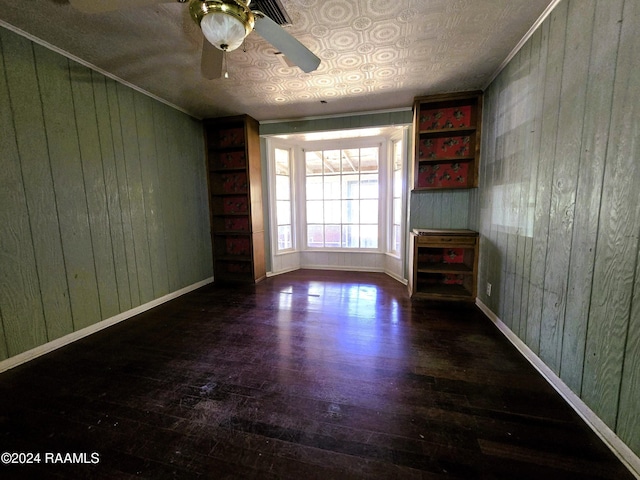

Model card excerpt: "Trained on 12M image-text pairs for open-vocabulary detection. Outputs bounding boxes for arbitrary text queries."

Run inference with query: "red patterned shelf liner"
[221,172,248,193]
[418,248,464,265]
[219,150,246,169]
[418,161,470,188]
[218,127,245,147]
[222,196,248,214]
[419,105,472,131]
[225,236,251,256]
[224,217,250,231]
[225,262,251,273]
[419,136,471,160]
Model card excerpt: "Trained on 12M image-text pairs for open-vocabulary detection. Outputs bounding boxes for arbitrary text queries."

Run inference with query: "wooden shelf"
[418,127,476,136]
[412,91,483,190]
[204,115,266,284]
[409,230,479,302]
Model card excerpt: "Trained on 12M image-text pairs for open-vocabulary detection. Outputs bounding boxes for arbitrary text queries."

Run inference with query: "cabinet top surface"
[413,228,478,237]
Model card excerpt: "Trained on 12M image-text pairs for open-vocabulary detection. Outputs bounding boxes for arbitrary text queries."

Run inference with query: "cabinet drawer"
[417,235,477,246]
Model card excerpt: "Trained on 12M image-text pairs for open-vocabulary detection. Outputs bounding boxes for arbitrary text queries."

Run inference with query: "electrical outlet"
[486,282,492,297]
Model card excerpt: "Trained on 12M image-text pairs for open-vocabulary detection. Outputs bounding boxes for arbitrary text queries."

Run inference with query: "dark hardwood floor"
[0,270,635,479]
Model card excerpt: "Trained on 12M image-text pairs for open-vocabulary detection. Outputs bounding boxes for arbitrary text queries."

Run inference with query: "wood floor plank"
[0,270,634,479]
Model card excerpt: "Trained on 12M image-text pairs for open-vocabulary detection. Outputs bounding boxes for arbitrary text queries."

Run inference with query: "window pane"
[393,169,402,195]
[342,200,359,224]
[324,175,341,200]
[275,148,289,175]
[393,141,402,170]
[360,147,379,172]
[392,224,401,253]
[277,200,291,225]
[306,176,323,200]
[307,200,323,223]
[324,200,341,223]
[342,174,359,199]
[323,150,341,174]
[342,225,359,248]
[324,225,341,247]
[361,200,378,223]
[342,149,359,172]
[360,175,378,198]
[307,225,323,247]
[304,145,380,251]
[305,151,323,175]
[393,198,401,224]
[361,225,378,248]
[278,225,292,250]
[276,175,290,200]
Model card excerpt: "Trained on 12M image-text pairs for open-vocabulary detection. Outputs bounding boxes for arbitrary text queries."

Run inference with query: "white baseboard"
[266,266,300,277]
[475,298,640,479]
[269,265,408,285]
[0,277,214,374]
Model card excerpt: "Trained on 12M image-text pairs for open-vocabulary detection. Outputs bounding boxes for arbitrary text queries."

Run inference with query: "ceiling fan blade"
[69,0,168,14]
[201,39,223,79]
[253,14,320,73]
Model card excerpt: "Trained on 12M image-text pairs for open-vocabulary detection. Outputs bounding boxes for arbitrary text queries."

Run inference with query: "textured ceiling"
[0,0,555,121]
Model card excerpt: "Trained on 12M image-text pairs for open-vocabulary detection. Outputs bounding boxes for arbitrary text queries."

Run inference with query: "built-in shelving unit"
[409,229,479,301]
[204,115,266,283]
[413,91,483,190]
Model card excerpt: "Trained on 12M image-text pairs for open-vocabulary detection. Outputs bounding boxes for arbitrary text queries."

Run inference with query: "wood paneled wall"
[0,28,212,361]
[409,190,470,230]
[476,0,640,456]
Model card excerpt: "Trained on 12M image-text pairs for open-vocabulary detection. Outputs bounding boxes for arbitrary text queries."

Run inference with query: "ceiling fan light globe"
[201,12,247,51]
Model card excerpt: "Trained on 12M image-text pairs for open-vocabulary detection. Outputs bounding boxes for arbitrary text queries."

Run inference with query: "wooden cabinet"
[412,91,483,190]
[409,229,479,301]
[204,115,266,283]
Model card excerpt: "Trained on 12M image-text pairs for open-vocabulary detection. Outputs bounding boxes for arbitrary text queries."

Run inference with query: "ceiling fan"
[68,0,321,79]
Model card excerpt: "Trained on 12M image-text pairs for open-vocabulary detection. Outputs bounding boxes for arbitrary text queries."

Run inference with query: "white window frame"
[387,131,406,258]
[266,129,409,268]
[267,139,297,255]
[299,137,387,252]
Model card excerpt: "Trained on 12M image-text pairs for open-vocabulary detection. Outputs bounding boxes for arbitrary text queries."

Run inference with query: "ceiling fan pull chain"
[223,50,229,79]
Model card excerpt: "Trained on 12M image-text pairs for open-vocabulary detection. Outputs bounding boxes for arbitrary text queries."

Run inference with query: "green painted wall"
[0,27,212,360]
[475,0,640,456]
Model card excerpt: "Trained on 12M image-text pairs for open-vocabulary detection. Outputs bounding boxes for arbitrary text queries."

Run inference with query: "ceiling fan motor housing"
[189,0,255,51]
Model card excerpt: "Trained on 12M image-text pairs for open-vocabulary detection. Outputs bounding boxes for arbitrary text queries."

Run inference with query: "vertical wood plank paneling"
[493,71,509,319]
[107,80,140,307]
[560,0,623,392]
[583,0,640,428]
[477,0,640,457]
[189,116,211,281]
[0,33,47,357]
[34,44,101,333]
[71,63,120,321]
[92,72,130,313]
[410,191,470,229]
[1,26,212,361]
[479,80,499,312]
[173,113,194,287]
[153,101,180,292]
[135,93,169,297]
[162,106,184,289]
[1,30,72,342]
[118,85,154,304]
[621,228,640,454]
[517,27,543,341]
[539,0,592,374]
[621,264,640,453]
[511,41,533,338]
[526,10,557,354]
[182,115,206,284]
[476,78,497,310]
[0,308,7,360]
